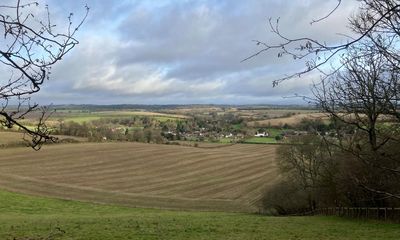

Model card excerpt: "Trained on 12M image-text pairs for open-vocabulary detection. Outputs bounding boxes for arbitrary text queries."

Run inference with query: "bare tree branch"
[0,0,88,149]
[244,1,400,86]
[310,0,342,25]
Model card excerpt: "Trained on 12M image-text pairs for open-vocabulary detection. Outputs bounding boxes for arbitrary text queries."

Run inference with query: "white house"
[254,132,269,137]
[225,133,233,138]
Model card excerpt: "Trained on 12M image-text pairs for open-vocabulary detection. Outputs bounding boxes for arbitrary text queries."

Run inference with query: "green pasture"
[61,116,102,124]
[53,111,186,124]
[219,138,234,143]
[265,128,283,137]
[0,190,398,239]
[244,137,278,144]
[242,128,284,144]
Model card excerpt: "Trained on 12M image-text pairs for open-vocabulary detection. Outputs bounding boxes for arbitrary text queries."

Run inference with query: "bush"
[275,135,283,141]
[261,180,309,215]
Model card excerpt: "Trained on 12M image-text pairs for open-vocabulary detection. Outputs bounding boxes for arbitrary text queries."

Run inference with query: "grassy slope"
[249,113,329,127]
[0,190,398,240]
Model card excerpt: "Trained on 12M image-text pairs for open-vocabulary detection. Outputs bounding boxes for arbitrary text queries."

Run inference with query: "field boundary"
[315,207,400,222]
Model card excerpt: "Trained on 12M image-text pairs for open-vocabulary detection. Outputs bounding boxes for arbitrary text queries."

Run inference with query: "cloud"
[32,0,359,104]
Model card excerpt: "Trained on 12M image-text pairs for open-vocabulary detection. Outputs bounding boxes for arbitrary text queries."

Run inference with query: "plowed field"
[0,142,278,212]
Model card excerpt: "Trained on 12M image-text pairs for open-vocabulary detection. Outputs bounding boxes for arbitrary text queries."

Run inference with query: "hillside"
[248,113,329,127]
[0,190,399,240]
[0,142,278,212]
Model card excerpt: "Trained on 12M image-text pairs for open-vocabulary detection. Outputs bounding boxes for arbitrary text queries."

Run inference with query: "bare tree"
[244,0,400,86]
[0,0,88,149]
[314,49,400,201]
[248,0,400,203]
[277,135,336,210]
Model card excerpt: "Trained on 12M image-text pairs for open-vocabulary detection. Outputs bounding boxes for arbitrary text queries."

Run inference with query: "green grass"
[232,123,242,130]
[0,190,398,239]
[243,128,285,144]
[219,138,234,143]
[127,126,145,131]
[56,112,184,124]
[265,128,283,137]
[153,116,181,122]
[62,116,102,123]
[244,137,278,144]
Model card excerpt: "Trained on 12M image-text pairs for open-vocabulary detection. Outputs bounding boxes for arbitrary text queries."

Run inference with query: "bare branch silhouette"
[0,0,88,149]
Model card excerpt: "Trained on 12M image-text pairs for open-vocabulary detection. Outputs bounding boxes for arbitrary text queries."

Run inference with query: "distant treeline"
[48,104,315,112]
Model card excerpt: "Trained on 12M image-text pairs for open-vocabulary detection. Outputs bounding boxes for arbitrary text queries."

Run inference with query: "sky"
[22,0,359,105]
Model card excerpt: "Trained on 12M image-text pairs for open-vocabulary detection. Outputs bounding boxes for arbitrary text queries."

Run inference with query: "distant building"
[254,132,269,137]
[166,131,176,136]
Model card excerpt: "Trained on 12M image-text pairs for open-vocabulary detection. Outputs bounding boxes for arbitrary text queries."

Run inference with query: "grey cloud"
[115,0,357,81]
[35,0,359,104]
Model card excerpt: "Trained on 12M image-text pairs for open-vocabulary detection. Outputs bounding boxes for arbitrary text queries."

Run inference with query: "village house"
[254,132,269,137]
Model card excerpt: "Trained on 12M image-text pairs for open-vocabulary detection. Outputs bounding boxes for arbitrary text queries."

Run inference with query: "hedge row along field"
[0,142,278,212]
